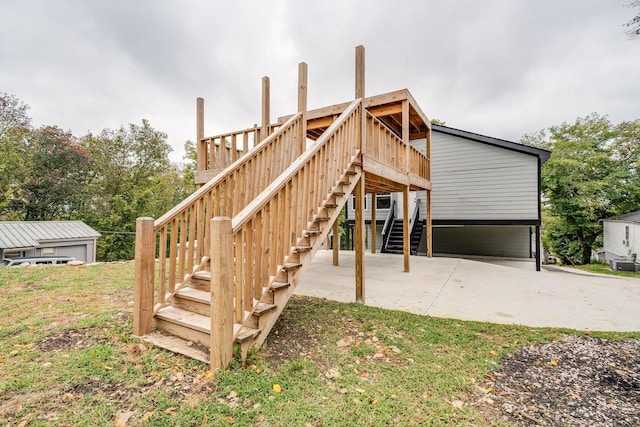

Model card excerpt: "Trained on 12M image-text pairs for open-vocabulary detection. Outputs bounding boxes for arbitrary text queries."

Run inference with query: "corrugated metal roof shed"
[0,221,101,249]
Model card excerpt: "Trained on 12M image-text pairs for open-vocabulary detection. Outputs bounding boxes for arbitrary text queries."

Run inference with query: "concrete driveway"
[295,251,640,332]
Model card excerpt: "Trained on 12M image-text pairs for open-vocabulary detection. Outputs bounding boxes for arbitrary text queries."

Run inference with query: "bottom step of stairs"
[149,306,260,363]
[141,331,210,363]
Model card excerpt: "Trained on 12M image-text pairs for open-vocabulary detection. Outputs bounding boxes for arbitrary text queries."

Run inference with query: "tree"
[81,119,174,261]
[0,93,31,218]
[20,126,92,220]
[626,0,640,39]
[523,114,640,264]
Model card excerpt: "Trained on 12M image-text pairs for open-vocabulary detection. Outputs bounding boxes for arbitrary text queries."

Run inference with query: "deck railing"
[365,111,430,182]
[133,113,304,334]
[227,99,362,328]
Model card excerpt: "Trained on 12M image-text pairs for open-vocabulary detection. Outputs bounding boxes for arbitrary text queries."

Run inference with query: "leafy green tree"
[523,113,640,264]
[82,119,174,261]
[0,93,31,218]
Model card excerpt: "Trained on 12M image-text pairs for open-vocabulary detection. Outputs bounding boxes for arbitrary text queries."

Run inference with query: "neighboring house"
[345,124,550,270]
[0,221,101,263]
[601,211,640,263]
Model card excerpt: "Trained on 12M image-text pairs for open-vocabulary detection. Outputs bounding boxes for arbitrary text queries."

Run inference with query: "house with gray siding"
[0,221,101,263]
[346,124,550,270]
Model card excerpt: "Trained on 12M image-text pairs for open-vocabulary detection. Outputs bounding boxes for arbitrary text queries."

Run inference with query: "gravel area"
[481,336,640,426]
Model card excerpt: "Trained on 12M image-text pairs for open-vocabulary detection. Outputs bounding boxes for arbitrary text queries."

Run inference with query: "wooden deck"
[134,46,433,369]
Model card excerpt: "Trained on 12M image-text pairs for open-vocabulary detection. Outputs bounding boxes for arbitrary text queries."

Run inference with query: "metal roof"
[0,221,101,250]
[603,210,640,224]
[432,124,551,163]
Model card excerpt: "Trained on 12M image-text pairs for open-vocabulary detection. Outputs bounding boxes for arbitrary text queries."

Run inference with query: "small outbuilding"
[0,221,101,263]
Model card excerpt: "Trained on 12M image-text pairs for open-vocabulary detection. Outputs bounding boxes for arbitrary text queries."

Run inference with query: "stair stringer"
[237,159,363,358]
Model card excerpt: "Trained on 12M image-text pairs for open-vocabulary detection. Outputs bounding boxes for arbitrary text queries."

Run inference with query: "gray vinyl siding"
[432,226,531,258]
[412,133,539,221]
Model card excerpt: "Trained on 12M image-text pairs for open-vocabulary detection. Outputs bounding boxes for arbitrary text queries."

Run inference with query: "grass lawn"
[567,262,640,278]
[1,262,637,426]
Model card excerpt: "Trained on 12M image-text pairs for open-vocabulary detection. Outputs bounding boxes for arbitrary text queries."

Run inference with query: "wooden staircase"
[133,47,433,369]
[149,162,361,363]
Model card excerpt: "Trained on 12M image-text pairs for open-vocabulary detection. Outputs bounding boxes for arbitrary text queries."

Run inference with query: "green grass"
[567,262,640,278]
[1,262,638,426]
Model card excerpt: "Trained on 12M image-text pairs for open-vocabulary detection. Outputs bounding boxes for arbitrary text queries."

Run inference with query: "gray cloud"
[1,0,638,161]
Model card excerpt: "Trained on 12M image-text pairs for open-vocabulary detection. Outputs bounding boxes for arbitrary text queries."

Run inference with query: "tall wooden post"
[355,45,366,303]
[196,98,205,185]
[355,177,365,303]
[298,62,308,156]
[371,193,377,254]
[261,76,270,141]
[332,220,340,266]
[134,217,155,335]
[210,217,234,370]
[402,100,411,272]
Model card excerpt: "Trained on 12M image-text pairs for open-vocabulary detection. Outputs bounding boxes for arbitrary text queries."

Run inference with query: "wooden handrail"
[156,113,301,229]
[229,99,362,328]
[232,99,361,230]
[139,112,304,317]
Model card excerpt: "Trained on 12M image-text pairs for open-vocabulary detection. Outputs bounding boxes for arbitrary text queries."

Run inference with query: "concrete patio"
[295,250,640,332]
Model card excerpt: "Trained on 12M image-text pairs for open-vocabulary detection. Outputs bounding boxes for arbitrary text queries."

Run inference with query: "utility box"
[609,259,638,272]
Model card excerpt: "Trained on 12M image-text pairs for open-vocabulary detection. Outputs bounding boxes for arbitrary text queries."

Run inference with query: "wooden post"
[355,45,366,303]
[210,217,234,370]
[401,99,410,271]
[332,220,339,266]
[355,45,365,99]
[261,76,270,141]
[403,186,410,272]
[134,217,155,335]
[371,193,377,254]
[196,98,206,183]
[298,62,308,156]
[355,176,365,303]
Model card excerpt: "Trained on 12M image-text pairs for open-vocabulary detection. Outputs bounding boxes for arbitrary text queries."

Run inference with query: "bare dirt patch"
[477,335,640,426]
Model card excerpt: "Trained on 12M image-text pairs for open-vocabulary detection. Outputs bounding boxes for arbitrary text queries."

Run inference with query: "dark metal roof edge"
[602,210,640,223]
[431,124,551,163]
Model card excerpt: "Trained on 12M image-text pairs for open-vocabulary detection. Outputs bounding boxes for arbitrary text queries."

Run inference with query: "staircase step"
[236,326,260,343]
[253,302,277,316]
[294,246,312,253]
[173,287,211,316]
[332,191,345,196]
[283,262,302,271]
[314,216,330,222]
[156,306,210,333]
[141,331,210,364]
[191,270,211,291]
[270,281,291,291]
[306,229,322,236]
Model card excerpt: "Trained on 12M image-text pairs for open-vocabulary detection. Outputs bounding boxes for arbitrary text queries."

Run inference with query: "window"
[375,194,391,210]
[351,195,367,210]
[625,225,630,241]
[41,247,56,256]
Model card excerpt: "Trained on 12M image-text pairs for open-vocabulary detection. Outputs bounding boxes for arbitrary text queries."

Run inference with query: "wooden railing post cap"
[212,216,231,222]
[137,216,154,222]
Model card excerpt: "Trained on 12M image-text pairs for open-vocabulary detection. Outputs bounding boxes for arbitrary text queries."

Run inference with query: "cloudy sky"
[1,0,638,161]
